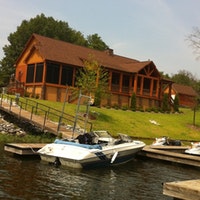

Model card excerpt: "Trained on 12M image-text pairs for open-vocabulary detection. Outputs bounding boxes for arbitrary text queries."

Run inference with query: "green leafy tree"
[171,70,200,95]
[87,33,109,50]
[76,55,108,106]
[0,13,109,85]
[171,70,196,86]
[0,68,10,87]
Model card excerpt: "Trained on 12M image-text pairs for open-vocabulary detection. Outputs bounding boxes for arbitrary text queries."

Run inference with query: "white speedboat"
[38,130,145,169]
[185,142,200,155]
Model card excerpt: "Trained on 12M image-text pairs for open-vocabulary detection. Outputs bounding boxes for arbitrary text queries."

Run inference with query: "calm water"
[0,143,200,200]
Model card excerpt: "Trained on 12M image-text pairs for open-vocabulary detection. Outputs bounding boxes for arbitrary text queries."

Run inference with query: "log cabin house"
[164,83,198,108]
[12,33,173,110]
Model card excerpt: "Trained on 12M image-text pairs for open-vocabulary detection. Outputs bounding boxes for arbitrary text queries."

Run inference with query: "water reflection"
[1,143,200,200]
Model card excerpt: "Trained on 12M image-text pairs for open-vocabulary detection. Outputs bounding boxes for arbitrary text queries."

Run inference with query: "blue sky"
[1,0,200,78]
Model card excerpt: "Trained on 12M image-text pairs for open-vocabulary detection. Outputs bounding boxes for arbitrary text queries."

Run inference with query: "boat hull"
[38,141,145,169]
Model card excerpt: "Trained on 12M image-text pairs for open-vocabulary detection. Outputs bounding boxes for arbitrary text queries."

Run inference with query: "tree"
[187,27,200,59]
[76,55,108,106]
[0,13,109,85]
[0,68,10,87]
[170,70,200,95]
[87,33,109,50]
[171,70,197,86]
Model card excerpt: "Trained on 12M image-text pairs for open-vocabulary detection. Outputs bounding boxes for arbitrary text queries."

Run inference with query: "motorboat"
[152,136,181,146]
[38,91,145,168]
[37,130,145,169]
[185,142,200,155]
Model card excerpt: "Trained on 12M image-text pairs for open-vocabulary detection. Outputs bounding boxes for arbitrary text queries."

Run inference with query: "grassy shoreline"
[0,98,200,144]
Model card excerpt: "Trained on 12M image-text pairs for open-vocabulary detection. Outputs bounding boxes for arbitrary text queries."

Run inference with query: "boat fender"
[111,152,118,163]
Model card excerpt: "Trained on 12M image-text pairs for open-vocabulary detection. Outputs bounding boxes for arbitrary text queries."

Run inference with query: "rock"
[0,119,27,137]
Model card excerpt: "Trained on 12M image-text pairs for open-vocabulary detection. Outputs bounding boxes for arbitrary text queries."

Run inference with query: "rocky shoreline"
[0,115,26,137]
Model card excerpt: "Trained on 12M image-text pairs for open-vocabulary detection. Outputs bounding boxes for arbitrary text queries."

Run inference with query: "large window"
[61,65,73,86]
[111,72,120,92]
[46,62,60,84]
[122,74,130,92]
[35,63,43,83]
[143,78,151,95]
[26,64,34,83]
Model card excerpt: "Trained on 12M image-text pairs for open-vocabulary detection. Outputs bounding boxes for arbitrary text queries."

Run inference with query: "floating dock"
[138,145,200,199]
[4,143,46,155]
[163,179,200,200]
[138,145,200,168]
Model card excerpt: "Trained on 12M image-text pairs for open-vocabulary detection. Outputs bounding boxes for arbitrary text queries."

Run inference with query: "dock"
[138,145,200,199]
[138,145,200,168]
[163,179,200,200]
[0,94,91,140]
[4,143,46,155]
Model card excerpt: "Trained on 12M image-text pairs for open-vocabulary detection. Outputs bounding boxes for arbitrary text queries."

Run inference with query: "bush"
[130,92,136,111]
[122,105,128,111]
[162,93,170,112]
[173,95,179,112]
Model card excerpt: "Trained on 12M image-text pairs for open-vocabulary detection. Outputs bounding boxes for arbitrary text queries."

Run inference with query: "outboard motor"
[54,157,61,167]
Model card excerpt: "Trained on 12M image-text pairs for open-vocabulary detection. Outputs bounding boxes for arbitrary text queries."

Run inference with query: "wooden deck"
[163,179,200,200]
[4,143,46,155]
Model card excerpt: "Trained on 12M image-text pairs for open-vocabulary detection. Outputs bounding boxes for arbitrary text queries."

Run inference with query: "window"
[35,63,43,83]
[61,65,73,86]
[123,75,129,87]
[46,62,60,84]
[122,74,130,93]
[112,72,120,85]
[144,78,150,90]
[26,64,34,83]
[143,78,151,95]
[111,72,120,92]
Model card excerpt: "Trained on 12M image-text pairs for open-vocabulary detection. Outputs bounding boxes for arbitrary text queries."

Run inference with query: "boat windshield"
[92,130,113,138]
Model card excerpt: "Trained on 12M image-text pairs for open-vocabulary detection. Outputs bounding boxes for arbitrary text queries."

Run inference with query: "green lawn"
[32,98,200,142]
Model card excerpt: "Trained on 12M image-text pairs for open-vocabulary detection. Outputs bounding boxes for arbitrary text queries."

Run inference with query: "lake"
[0,143,199,200]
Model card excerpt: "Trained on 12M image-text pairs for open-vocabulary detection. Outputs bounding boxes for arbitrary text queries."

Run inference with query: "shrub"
[173,94,179,112]
[130,92,136,111]
[162,93,170,112]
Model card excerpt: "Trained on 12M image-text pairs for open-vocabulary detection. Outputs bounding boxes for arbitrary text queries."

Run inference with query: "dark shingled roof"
[172,83,198,96]
[17,33,153,73]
